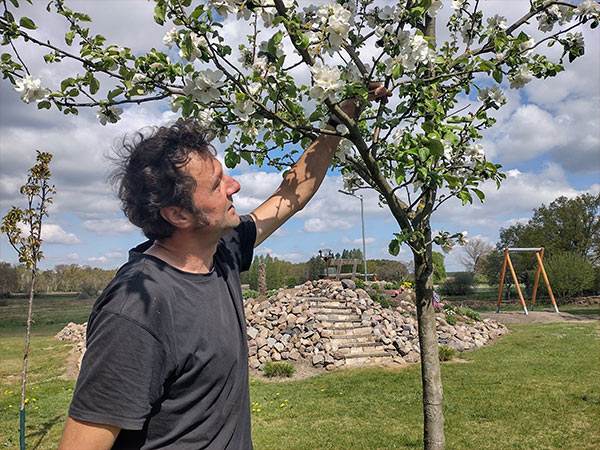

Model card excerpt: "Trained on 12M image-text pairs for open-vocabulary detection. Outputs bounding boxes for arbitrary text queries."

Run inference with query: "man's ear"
[159,206,194,229]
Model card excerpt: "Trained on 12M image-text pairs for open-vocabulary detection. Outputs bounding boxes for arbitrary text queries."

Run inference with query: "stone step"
[311,306,355,314]
[343,352,394,366]
[330,333,376,344]
[317,313,361,322]
[325,325,372,335]
[338,343,387,355]
[321,320,363,329]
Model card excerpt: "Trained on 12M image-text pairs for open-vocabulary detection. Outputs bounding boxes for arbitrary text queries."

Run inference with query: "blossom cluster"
[14,75,48,104]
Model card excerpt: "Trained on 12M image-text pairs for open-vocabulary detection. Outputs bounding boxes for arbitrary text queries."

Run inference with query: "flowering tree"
[1,0,598,448]
[1,151,55,450]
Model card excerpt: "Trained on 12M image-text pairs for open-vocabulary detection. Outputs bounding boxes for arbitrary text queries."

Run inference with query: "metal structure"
[496,247,559,315]
[338,190,368,281]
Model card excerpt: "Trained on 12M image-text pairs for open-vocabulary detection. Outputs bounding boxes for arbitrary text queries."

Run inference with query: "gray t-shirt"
[69,215,256,449]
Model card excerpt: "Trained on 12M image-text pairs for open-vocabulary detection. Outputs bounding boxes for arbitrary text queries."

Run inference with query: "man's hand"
[337,82,393,121]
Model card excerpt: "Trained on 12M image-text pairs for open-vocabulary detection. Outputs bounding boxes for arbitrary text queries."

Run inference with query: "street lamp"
[338,189,367,281]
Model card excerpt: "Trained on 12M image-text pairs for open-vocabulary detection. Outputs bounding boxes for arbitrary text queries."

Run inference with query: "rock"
[341,279,356,290]
[312,354,325,366]
[266,337,277,348]
[247,326,259,340]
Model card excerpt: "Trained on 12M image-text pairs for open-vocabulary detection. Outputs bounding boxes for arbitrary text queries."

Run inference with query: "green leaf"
[19,17,37,29]
[107,87,123,101]
[65,30,75,46]
[89,76,100,94]
[240,151,253,165]
[388,237,400,256]
[472,188,485,202]
[37,100,51,110]
[421,121,434,134]
[425,139,444,157]
[1,53,11,63]
[224,151,240,169]
[418,146,429,161]
[268,31,284,57]
[492,70,503,83]
[392,63,404,79]
[458,190,473,205]
[296,32,309,49]
[154,1,166,25]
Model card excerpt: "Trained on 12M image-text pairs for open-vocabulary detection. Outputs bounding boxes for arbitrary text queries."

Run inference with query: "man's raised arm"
[250,84,390,247]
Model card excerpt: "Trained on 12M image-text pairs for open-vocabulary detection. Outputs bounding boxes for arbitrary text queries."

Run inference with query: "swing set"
[496,247,559,315]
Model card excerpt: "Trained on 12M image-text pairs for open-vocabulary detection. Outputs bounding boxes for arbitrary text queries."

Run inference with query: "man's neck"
[144,231,220,274]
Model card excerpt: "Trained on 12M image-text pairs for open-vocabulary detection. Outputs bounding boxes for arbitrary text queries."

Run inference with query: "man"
[58,84,390,450]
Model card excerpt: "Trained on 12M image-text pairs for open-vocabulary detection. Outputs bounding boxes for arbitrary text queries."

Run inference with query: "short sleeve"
[69,310,175,430]
[221,214,256,272]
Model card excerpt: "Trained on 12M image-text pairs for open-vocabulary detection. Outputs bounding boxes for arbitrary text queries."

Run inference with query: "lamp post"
[339,190,367,281]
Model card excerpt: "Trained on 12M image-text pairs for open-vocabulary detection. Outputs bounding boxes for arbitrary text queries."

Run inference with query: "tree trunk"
[414,248,445,450]
[20,269,36,450]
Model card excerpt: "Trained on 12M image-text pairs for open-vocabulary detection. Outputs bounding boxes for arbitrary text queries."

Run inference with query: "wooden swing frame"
[496,247,559,315]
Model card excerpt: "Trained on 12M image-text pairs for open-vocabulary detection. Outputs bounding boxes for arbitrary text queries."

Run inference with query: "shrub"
[370,292,390,308]
[286,277,298,288]
[539,251,596,298]
[455,306,482,322]
[77,283,97,300]
[445,312,457,325]
[266,289,279,297]
[439,272,475,296]
[355,278,365,289]
[438,345,456,361]
[263,361,295,378]
[243,289,259,299]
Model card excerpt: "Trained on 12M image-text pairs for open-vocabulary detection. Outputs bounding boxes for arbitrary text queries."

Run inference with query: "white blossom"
[575,0,600,16]
[342,172,360,191]
[442,137,454,159]
[336,124,349,135]
[132,73,147,84]
[378,5,395,20]
[248,82,262,96]
[466,143,485,161]
[14,75,47,104]
[336,139,353,162]
[96,104,123,126]
[537,12,555,32]
[208,0,236,18]
[427,0,443,18]
[309,63,344,101]
[197,108,215,129]
[477,85,506,109]
[163,27,178,49]
[232,101,255,121]
[509,64,533,89]
[183,69,225,103]
[260,0,294,27]
[168,97,181,113]
[572,31,585,48]
[259,40,284,58]
[519,37,536,58]
[451,0,465,10]
[317,3,352,52]
[487,14,508,30]
[179,32,208,62]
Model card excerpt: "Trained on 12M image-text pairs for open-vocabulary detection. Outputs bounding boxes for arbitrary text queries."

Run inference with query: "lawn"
[0,297,598,449]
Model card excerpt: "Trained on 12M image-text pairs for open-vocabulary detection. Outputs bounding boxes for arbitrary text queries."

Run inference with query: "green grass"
[1,298,598,449]
[249,322,599,449]
[0,296,94,337]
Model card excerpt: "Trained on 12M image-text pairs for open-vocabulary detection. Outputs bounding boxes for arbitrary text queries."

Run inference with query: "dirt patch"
[481,310,599,324]
[59,343,79,381]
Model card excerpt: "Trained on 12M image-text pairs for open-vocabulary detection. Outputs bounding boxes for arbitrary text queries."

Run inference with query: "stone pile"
[244,279,508,370]
[55,280,509,375]
[55,321,87,371]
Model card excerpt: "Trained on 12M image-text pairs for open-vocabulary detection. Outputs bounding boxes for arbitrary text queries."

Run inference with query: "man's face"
[183,152,241,235]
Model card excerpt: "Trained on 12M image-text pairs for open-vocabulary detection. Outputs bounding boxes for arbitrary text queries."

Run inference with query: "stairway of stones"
[300,295,396,367]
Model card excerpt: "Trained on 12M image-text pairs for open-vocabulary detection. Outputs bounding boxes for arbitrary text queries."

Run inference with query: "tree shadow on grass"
[26,414,63,450]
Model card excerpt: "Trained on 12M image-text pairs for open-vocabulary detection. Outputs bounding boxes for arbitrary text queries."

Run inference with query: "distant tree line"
[241,248,414,290]
[0,262,117,297]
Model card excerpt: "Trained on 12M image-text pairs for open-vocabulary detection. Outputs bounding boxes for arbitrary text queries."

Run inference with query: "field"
[0,296,598,449]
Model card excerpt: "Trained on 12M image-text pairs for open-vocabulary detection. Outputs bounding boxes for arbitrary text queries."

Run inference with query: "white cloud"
[82,219,136,236]
[88,256,107,263]
[41,224,82,245]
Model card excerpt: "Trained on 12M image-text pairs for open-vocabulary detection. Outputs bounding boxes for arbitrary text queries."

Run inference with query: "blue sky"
[1,1,598,272]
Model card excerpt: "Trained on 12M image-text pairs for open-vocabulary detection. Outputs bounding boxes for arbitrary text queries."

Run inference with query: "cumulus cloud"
[82,219,136,236]
[40,224,82,245]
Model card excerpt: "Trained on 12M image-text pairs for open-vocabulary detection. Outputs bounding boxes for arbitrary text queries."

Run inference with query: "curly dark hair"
[109,119,216,240]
